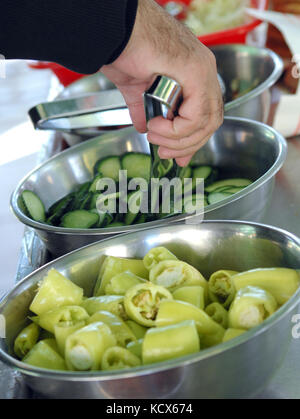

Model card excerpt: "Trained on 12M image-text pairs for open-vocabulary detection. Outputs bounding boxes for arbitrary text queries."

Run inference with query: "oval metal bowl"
[10,117,287,257]
[211,44,284,123]
[0,221,300,399]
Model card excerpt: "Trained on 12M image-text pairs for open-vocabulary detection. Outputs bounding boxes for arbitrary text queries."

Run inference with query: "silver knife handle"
[143,76,183,122]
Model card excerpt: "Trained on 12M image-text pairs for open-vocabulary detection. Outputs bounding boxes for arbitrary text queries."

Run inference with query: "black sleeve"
[0,0,138,74]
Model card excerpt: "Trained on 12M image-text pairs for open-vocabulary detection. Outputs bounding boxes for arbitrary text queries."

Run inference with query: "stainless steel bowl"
[10,117,287,257]
[1,221,300,399]
[213,44,283,123]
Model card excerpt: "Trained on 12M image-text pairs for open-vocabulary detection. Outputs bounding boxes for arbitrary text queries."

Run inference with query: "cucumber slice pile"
[20,151,253,229]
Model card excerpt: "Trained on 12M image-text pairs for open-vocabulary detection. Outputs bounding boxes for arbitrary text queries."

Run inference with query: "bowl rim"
[10,117,287,236]
[210,44,284,112]
[0,220,299,381]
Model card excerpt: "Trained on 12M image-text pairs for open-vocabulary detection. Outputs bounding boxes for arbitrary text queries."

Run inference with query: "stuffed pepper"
[101,346,141,370]
[65,321,116,371]
[149,260,207,296]
[228,286,278,330]
[143,246,178,271]
[124,282,173,327]
[208,270,238,308]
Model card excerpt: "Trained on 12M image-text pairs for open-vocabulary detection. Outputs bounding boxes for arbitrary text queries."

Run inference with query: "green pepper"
[172,286,205,310]
[14,322,40,359]
[22,338,67,371]
[101,346,141,371]
[126,338,143,359]
[124,282,173,327]
[156,299,225,348]
[81,295,127,320]
[87,310,136,347]
[125,320,147,339]
[29,268,83,316]
[208,270,238,308]
[222,328,246,343]
[65,321,116,371]
[228,286,278,330]
[205,302,229,329]
[142,320,200,365]
[232,268,300,305]
[104,271,146,296]
[143,247,178,271]
[54,321,86,356]
[94,256,148,296]
[149,260,208,297]
[35,305,89,334]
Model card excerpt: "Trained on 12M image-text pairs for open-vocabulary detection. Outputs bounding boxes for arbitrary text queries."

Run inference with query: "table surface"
[0,132,300,399]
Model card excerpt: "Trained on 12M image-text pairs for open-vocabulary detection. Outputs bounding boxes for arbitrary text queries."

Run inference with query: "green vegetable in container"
[231,268,300,305]
[172,285,205,310]
[149,260,208,295]
[156,299,225,348]
[222,328,246,343]
[124,282,173,327]
[208,269,238,308]
[143,246,178,271]
[126,338,143,359]
[228,286,278,330]
[101,346,141,371]
[29,268,83,316]
[104,271,146,296]
[205,302,229,329]
[54,321,86,356]
[22,338,67,371]
[125,320,147,339]
[94,256,148,296]
[14,323,40,359]
[142,320,200,365]
[81,295,127,320]
[33,305,89,334]
[65,322,116,371]
[87,310,136,347]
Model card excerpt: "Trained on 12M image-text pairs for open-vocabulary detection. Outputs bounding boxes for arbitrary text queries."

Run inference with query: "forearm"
[0,0,138,74]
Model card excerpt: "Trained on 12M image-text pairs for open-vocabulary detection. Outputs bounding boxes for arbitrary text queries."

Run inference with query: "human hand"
[101,0,223,167]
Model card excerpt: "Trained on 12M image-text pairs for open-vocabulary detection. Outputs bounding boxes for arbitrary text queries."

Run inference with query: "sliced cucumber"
[178,165,192,180]
[125,190,143,225]
[135,213,147,224]
[89,193,101,210]
[89,174,103,193]
[219,186,246,194]
[46,193,75,225]
[121,153,151,182]
[79,192,93,210]
[205,178,252,193]
[69,182,91,211]
[155,159,174,178]
[192,166,218,190]
[89,209,113,228]
[96,192,120,215]
[21,190,46,223]
[105,221,125,228]
[207,192,233,205]
[60,210,99,229]
[94,156,121,182]
[193,166,213,181]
